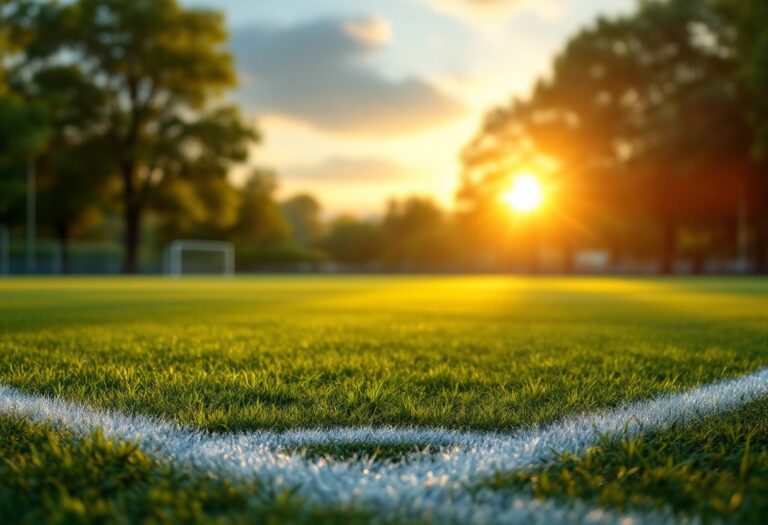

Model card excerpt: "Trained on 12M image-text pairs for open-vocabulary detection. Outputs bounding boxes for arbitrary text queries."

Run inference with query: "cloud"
[420,0,559,22]
[232,18,465,136]
[455,0,523,8]
[279,156,434,216]
[342,18,392,46]
[282,156,416,185]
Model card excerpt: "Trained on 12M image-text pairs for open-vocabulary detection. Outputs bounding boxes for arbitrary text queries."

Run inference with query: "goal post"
[165,240,235,277]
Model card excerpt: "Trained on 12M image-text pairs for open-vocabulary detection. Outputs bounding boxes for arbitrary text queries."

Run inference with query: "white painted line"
[4,368,766,524]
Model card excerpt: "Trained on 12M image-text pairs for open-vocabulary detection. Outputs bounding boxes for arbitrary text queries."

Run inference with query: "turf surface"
[491,397,768,524]
[1,277,767,431]
[1,276,767,523]
[0,415,376,525]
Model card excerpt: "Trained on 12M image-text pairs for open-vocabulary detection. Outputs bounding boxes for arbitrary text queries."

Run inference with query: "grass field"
[1,276,767,524]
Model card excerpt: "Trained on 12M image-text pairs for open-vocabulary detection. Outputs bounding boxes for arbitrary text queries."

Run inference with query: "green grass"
[1,277,767,432]
[489,397,768,524]
[0,415,376,525]
[1,276,768,523]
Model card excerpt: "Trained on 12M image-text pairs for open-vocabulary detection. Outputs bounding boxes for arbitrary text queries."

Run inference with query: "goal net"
[164,240,235,277]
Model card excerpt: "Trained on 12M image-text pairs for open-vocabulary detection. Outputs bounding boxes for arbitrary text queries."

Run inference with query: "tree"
[322,217,382,266]
[718,0,768,158]
[717,0,768,270]
[0,98,48,232]
[461,0,754,274]
[281,194,324,249]
[13,0,257,272]
[0,5,50,239]
[20,66,111,272]
[381,197,454,269]
[1,2,49,174]
[234,170,290,248]
[153,175,240,246]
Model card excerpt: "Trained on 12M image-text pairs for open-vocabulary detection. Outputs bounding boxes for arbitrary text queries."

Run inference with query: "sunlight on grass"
[1,277,767,432]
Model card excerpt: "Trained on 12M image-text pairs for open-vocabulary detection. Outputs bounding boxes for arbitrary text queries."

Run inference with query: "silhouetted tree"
[9,0,257,272]
[0,7,49,236]
[281,194,324,249]
[381,197,454,269]
[323,216,381,266]
[718,0,768,271]
[14,66,112,272]
[0,97,48,230]
[153,175,240,247]
[234,170,291,248]
[462,0,756,274]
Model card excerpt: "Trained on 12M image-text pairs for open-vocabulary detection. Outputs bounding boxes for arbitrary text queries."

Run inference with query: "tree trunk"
[609,235,622,273]
[122,204,142,274]
[120,162,143,274]
[660,215,676,275]
[56,224,71,275]
[755,178,768,274]
[692,251,705,275]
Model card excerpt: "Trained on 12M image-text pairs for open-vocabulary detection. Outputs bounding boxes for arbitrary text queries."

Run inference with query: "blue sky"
[185,0,636,216]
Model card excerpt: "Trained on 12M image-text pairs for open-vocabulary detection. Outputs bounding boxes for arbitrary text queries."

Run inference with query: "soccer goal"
[165,240,235,277]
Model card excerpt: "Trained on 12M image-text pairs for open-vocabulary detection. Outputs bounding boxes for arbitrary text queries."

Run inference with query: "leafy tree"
[322,216,382,266]
[153,176,240,246]
[717,0,768,270]
[281,194,324,249]
[0,97,47,163]
[717,0,768,158]
[381,197,454,269]
[0,4,50,237]
[18,66,112,272]
[234,170,290,248]
[461,0,755,273]
[0,98,48,231]
[12,0,257,272]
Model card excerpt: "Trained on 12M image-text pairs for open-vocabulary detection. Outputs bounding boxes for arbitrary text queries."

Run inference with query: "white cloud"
[342,18,392,46]
[232,17,465,136]
[420,0,561,25]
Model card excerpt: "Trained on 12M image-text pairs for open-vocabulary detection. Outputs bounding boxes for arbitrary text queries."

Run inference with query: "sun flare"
[501,173,544,213]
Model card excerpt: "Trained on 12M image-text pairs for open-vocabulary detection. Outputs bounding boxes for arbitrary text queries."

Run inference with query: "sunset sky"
[187,0,636,217]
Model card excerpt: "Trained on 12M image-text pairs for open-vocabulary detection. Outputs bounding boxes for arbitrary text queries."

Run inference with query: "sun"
[501,173,544,213]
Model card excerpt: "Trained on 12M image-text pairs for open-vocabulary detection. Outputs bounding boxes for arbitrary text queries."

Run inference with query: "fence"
[3,241,145,275]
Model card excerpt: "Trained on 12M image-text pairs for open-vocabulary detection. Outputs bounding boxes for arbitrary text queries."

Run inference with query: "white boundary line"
[2,368,768,524]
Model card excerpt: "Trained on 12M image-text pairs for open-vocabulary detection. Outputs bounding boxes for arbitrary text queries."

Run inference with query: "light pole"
[0,224,8,276]
[27,157,36,274]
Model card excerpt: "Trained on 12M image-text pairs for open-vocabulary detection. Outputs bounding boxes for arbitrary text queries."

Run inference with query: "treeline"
[2,0,768,274]
[0,0,260,273]
[459,0,768,274]
[331,0,768,274]
[0,0,460,274]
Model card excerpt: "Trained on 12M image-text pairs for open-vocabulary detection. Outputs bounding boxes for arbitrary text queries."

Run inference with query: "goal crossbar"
[165,240,235,277]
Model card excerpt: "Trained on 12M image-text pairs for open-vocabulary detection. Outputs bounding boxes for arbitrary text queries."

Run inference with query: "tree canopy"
[461,0,767,273]
[4,0,257,272]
